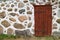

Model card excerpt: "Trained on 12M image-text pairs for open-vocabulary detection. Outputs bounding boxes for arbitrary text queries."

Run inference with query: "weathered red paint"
[34,5,52,36]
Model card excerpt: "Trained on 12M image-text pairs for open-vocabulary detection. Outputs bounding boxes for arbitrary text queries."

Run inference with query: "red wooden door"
[34,5,52,36]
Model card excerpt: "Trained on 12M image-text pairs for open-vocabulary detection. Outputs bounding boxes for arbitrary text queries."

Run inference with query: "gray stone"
[9,13,16,16]
[53,31,60,36]
[57,9,60,18]
[14,8,17,12]
[3,7,6,10]
[6,4,10,7]
[52,0,55,3]
[28,16,31,20]
[53,13,56,15]
[19,9,25,14]
[15,29,32,37]
[11,4,14,7]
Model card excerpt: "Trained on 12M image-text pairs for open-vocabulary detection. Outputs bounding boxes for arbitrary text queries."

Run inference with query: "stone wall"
[0,0,34,35]
[0,0,60,36]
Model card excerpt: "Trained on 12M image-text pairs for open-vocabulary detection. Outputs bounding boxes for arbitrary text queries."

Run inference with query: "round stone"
[11,4,14,7]
[14,23,25,29]
[1,3,5,7]
[9,18,16,22]
[7,28,13,35]
[18,16,27,22]
[53,13,56,15]
[19,9,25,14]
[0,11,6,18]
[14,8,17,12]
[53,27,57,29]
[28,22,32,28]
[18,2,24,8]
[27,6,30,10]
[23,0,28,3]
[28,16,31,20]
[56,19,60,24]
[0,26,3,34]
[53,23,57,27]
[9,13,16,16]
[27,11,32,14]
[7,8,12,11]
[6,4,10,7]
[16,0,19,2]
[1,20,10,27]
[3,7,6,10]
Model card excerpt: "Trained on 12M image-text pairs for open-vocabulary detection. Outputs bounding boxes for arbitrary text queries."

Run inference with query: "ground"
[1,36,60,40]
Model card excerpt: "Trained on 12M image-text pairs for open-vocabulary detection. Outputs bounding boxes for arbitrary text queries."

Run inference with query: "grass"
[0,34,60,40]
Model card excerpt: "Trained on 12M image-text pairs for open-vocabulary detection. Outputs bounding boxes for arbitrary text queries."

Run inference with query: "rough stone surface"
[1,20,10,27]
[0,26,3,34]
[1,3,5,7]
[9,18,16,22]
[6,4,10,7]
[56,19,60,24]
[53,13,56,15]
[3,7,6,10]
[0,12,6,18]
[53,27,57,29]
[53,31,60,36]
[45,2,51,5]
[7,8,12,11]
[11,4,14,7]
[7,28,13,35]
[14,8,17,12]
[18,2,24,8]
[23,0,28,3]
[16,0,19,2]
[9,13,16,16]
[27,11,32,14]
[14,23,25,29]
[28,16,31,20]
[53,23,57,27]
[19,9,25,14]
[27,6,30,10]
[18,16,27,22]
[28,22,32,28]
[15,29,32,37]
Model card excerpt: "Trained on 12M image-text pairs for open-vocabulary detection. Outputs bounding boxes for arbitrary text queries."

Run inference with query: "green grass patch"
[0,34,16,40]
